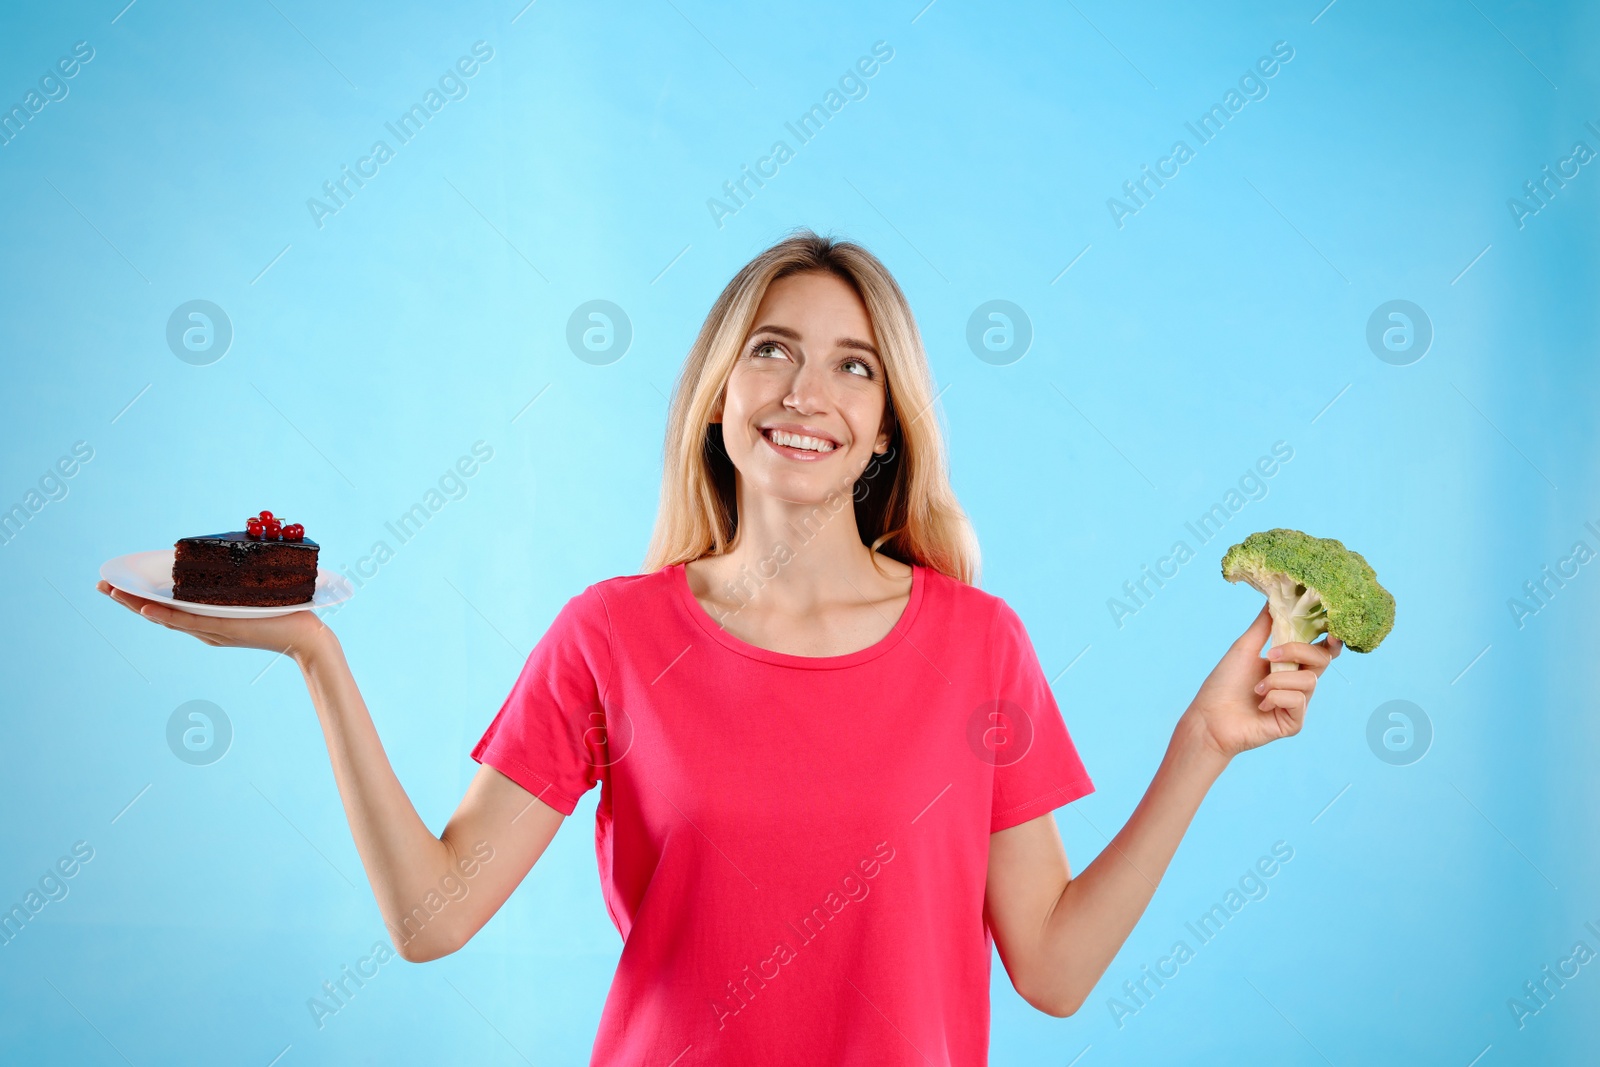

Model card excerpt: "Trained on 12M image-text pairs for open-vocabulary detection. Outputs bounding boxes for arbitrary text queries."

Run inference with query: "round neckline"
[669,559,926,670]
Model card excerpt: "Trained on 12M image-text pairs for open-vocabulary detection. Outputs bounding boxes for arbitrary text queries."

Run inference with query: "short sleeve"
[470,585,614,816]
[985,598,1095,833]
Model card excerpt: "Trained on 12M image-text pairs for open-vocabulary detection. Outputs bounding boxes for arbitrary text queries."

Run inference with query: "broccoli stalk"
[1250,572,1331,672]
[1220,528,1395,673]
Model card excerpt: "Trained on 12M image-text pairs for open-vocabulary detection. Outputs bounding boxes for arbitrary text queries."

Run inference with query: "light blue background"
[2,0,1596,1063]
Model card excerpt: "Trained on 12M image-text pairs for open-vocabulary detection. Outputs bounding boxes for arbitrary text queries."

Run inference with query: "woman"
[98,231,1337,1065]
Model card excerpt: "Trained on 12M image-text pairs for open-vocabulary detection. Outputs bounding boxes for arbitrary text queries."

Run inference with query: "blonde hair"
[643,229,979,585]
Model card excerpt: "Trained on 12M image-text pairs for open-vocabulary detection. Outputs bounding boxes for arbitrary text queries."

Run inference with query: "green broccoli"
[1220,528,1395,671]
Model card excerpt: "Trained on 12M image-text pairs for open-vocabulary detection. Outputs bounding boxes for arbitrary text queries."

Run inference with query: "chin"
[745,469,850,508]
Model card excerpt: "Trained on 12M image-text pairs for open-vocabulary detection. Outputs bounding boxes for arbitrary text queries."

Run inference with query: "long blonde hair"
[642,229,979,585]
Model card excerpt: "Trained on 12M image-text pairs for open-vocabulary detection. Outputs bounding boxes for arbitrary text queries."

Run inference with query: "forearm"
[1035,714,1228,1013]
[294,627,462,957]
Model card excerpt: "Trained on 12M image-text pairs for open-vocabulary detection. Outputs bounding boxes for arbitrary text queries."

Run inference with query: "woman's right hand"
[96,579,329,659]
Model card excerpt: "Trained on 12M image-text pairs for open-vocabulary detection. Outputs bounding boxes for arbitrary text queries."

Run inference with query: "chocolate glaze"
[177,534,318,550]
[176,531,320,566]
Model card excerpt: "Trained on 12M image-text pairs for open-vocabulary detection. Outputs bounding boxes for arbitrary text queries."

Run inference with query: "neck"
[707,473,896,614]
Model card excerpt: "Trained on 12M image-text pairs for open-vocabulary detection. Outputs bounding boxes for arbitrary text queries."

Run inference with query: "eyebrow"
[749,323,880,359]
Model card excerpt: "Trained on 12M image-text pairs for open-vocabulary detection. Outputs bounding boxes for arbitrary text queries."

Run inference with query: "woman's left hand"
[1181,604,1342,763]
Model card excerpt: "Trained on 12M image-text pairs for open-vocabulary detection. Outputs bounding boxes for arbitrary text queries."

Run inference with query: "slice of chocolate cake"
[172,514,320,606]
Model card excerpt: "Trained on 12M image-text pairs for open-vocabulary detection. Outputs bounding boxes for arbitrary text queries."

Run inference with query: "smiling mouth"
[761,427,838,455]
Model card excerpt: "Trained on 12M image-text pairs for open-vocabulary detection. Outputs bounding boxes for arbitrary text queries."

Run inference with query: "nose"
[781,356,829,415]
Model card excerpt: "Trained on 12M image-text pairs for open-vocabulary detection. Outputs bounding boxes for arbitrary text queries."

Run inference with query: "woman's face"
[714,270,891,506]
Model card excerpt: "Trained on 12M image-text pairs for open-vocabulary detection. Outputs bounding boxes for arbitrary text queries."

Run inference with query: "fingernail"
[1253,681,1265,694]
[1266,649,1281,660]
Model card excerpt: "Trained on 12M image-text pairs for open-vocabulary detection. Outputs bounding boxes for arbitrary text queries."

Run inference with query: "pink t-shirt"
[471,561,1094,1066]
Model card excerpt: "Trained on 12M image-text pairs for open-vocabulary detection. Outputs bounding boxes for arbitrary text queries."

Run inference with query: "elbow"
[396,942,451,964]
[1017,972,1094,1023]
[1015,974,1085,1019]
[1027,991,1084,1019]
[393,927,464,964]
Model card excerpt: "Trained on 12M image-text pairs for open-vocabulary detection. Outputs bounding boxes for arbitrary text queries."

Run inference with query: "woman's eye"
[843,358,872,378]
[753,342,785,359]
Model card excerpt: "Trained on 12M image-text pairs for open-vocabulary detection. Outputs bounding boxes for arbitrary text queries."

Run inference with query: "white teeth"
[767,429,835,453]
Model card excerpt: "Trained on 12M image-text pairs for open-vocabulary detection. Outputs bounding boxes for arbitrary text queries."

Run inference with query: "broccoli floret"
[1220,528,1395,671]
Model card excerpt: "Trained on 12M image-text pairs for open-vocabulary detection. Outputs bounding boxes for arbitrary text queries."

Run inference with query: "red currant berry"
[259,510,274,521]
[283,524,304,542]
[263,521,282,540]
[246,519,264,538]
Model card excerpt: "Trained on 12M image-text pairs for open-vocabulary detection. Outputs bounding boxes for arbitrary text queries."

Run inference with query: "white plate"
[100,549,354,619]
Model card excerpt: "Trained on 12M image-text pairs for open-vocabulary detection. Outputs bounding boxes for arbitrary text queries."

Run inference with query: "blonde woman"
[99,230,1338,1065]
